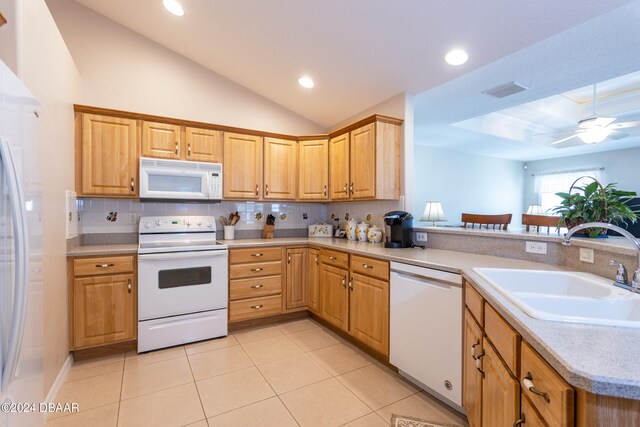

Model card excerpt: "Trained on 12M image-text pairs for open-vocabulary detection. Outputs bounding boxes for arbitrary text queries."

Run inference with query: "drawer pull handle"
[251,284,263,289]
[512,414,526,427]
[187,143,191,157]
[323,184,327,196]
[362,263,373,269]
[251,268,264,272]
[343,183,348,194]
[341,276,347,288]
[329,256,337,260]
[348,278,353,291]
[251,253,263,257]
[130,177,135,192]
[255,184,259,196]
[349,182,354,194]
[175,141,179,155]
[251,304,263,309]
[523,372,550,403]
[127,279,132,294]
[95,263,115,268]
[471,340,480,359]
[475,357,485,378]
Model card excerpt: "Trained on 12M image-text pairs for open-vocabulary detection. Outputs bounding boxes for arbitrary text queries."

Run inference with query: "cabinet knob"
[522,372,550,403]
[175,141,179,155]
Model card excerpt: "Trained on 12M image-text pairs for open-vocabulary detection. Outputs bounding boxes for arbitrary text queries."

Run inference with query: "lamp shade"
[420,202,446,225]
[526,204,544,215]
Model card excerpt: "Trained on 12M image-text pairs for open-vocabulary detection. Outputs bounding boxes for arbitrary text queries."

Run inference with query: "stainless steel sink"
[473,268,640,328]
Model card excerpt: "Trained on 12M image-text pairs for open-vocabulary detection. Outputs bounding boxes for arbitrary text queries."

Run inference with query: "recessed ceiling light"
[298,76,314,89]
[163,0,184,16]
[445,49,468,66]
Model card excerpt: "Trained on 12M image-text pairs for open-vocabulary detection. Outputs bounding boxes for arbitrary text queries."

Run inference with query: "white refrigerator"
[0,60,44,426]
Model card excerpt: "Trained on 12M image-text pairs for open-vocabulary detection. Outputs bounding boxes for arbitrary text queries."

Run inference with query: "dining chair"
[461,213,512,230]
[522,214,563,234]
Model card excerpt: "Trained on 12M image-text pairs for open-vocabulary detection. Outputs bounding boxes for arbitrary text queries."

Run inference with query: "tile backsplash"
[76,198,328,234]
[327,197,405,230]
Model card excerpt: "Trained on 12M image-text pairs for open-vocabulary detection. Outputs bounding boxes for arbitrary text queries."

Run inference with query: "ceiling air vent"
[482,81,529,98]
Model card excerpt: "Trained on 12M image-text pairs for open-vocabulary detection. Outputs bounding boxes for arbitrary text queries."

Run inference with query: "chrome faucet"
[562,222,640,293]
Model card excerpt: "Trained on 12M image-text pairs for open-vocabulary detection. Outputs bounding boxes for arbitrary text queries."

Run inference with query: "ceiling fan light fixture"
[577,127,611,144]
[163,0,184,16]
[445,49,468,66]
[298,76,314,89]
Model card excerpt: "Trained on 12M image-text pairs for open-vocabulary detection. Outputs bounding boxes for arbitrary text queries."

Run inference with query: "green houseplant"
[552,177,638,238]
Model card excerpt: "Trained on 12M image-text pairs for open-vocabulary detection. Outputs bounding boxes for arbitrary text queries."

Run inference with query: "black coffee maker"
[383,211,413,248]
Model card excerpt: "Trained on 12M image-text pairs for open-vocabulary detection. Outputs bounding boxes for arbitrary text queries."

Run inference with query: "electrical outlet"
[415,232,428,242]
[525,241,547,254]
[579,248,595,263]
[128,213,138,224]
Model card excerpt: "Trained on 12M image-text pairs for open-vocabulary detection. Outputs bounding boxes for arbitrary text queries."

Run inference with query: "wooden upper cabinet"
[286,248,307,310]
[185,127,222,163]
[223,132,263,199]
[141,121,182,160]
[329,133,350,200]
[264,137,297,200]
[348,272,389,356]
[80,114,139,197]
[349,123,376,199]
[298,139,329,200]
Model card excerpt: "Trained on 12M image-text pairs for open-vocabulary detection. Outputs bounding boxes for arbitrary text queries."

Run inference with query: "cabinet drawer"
[484,303,520,376]
[73,255,135,277]
[319,249,348,269]
[229,261,282,280]
[350,255,389,280]
[229,295,282,322]
[230,276,282,300]
[229,247,282,264]
[465,282,484,326]
[521,342,574,427]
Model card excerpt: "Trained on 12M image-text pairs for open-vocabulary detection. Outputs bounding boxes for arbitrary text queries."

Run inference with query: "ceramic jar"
[356,222,370,242]
[367,226,383,243]
[346,219,358,240]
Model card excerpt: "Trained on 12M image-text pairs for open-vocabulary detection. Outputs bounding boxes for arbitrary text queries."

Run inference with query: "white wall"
[524,147,640,207]
[46,0,324,136]
[3,0,81,395]
[413,145,525,227]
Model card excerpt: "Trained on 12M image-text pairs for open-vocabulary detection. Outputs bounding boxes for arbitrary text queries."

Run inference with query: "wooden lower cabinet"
[307,248,320,313]
[286,248,307,310]
[481,341,520,426]
[68,255,137,351]
[319,263,349,331]
[348,272,389,356]
[463,309,483,427]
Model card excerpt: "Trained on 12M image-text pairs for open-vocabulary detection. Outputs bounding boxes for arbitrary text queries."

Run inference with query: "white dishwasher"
[390,262,463,410]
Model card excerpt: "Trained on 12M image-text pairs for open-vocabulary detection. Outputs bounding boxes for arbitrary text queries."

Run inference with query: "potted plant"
[552,177,638,238]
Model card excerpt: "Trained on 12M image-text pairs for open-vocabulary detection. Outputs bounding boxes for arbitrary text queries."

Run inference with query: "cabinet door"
[185,127,222,163]
[307,249,320,313]
[329,133,350,200]
[264,137,297,199]
[348,272,389,355]
[72,273,136,349]
[464,309,484,427]
[298,139,328,200]
[81,114,138,196]
[482,341,520,427]
[141,121,182,160]
[286,248,307,309]
[223,132,263,199]
[349,123,376,199]
[319,264,349,331]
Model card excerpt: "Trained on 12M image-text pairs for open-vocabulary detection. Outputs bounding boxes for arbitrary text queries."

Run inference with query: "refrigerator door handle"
[0,137,30,391]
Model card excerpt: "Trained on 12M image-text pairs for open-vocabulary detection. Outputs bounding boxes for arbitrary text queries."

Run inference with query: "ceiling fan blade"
[608,120,640,129]
[550,134,579,145]
[534,130,577,137]
[593,117,616,127]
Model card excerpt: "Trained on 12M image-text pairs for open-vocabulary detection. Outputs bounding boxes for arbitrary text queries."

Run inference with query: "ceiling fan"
[540,83,640,146]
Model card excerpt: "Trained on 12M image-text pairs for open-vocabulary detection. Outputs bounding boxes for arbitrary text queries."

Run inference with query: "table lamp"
[420,202,446,226]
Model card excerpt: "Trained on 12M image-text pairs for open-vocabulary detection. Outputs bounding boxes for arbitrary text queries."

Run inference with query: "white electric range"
[137,215,228,352]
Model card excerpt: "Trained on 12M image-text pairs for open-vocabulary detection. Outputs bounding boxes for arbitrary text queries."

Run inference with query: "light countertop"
[68,236,640,398]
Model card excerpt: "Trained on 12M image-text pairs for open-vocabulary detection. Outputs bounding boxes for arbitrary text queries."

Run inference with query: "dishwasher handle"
[392,271,460,290]
[390,262,462,286]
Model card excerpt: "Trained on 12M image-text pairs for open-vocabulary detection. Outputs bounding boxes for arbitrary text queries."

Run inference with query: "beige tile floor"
[46,318,468,427]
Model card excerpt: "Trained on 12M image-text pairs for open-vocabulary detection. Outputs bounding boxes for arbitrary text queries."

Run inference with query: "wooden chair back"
[522,214,563,234]
[461,213,512,230]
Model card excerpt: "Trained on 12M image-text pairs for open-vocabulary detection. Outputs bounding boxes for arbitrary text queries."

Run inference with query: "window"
[534,169,603,214]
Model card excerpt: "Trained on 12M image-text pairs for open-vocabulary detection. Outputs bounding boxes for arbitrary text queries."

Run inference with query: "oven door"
[138,250,228,321]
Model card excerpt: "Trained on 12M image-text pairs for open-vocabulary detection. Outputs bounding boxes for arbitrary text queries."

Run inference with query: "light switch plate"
[525,241,547,254]
[128,213,138,224]
[580,248,595,263]
[415,232,428,242]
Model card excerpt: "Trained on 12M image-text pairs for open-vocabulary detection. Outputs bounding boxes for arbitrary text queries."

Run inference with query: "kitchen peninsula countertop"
[68,236,640,398]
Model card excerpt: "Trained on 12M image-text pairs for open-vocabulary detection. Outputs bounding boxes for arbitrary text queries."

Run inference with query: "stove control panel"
[140,216,216,233]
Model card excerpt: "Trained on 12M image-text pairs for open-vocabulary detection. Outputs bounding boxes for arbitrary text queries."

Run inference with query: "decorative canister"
[367,226,383,243]
[356,222,370,242]
[346,219,358,240]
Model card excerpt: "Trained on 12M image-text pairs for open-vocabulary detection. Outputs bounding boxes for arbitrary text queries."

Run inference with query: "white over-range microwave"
[139,157,222,201]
